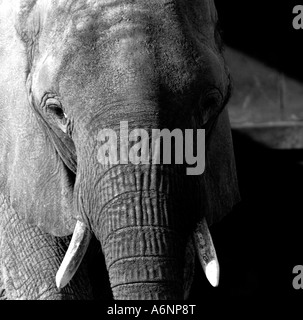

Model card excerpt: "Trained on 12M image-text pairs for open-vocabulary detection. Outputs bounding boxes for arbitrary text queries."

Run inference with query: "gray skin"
[0,0,239,300]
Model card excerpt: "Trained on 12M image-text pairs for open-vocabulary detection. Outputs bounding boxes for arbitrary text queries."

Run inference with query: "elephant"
[0,0,239,300]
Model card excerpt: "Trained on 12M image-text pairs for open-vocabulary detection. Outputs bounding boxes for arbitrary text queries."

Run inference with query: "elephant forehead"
[66,2,152,34]
[101,2,149,22]
[55,0,124,19]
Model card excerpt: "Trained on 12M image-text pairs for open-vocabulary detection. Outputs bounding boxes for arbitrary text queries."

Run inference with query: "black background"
[216,1,300,79]
[188,1,303,301]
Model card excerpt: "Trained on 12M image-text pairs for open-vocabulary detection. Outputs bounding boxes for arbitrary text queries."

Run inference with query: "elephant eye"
[197,89,223,127]
[47,104,66,121]
[42,96,69,134]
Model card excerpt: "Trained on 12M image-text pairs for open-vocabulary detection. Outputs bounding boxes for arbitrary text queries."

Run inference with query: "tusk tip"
[205,259,220,287]
[55,220,92,290]
[55,269,69,290]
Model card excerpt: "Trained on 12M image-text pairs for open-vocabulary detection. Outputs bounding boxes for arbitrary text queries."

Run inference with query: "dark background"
[216,1,301,80]
[188,1,303,300]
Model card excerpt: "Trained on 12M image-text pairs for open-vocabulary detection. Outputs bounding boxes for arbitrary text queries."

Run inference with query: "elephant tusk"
[56,221,92,289]
[193,217,220,287]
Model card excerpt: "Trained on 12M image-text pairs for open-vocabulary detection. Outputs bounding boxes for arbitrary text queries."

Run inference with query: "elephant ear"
[0,4,76,237]
[202,108,240,226]
[9,117,77,236]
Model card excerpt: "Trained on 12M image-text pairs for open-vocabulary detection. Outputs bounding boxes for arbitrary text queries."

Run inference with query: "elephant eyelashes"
[47,106,69,134]
[41,94,69,134]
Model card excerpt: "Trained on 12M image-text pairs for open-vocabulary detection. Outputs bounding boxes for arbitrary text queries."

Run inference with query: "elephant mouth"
[55,217,219,297]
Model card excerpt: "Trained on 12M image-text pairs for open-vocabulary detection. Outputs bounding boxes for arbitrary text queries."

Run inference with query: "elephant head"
[0,0,239,299]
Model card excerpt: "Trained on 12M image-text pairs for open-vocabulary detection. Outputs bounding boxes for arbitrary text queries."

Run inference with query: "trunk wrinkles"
[78,163,192,299]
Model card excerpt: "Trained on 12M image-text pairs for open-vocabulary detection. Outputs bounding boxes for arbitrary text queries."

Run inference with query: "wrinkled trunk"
[105,216,183,299]
[76,161,192,300]
[102,187,184,299]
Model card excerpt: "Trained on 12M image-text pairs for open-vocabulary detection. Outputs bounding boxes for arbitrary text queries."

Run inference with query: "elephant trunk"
[102,195,183,299]
[81,164,190,300]
[106,227,183,299]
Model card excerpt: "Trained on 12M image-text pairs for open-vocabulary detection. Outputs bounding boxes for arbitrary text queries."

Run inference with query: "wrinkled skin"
[0,0,239,300]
